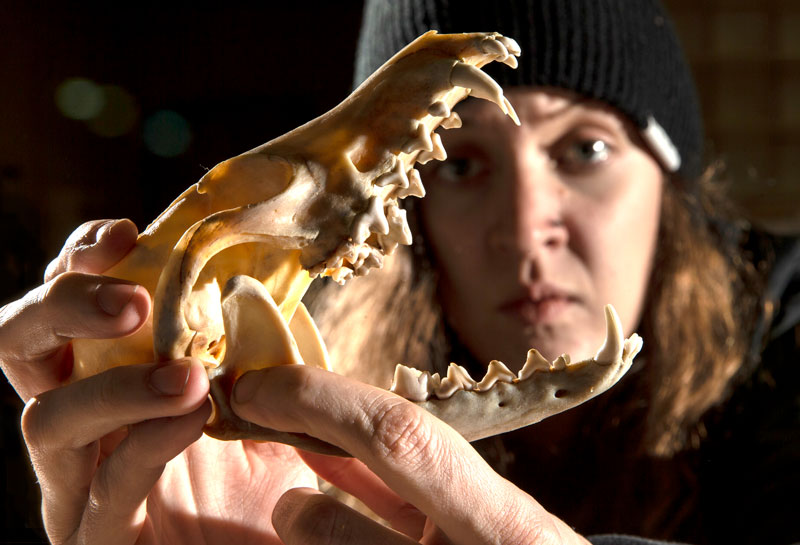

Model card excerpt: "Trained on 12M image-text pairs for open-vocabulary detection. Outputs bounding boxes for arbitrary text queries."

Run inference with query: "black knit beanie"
[354,0,704,180]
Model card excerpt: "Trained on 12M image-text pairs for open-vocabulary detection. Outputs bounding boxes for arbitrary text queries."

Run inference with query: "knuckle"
[20,396,47,451]
[368,398,434,467]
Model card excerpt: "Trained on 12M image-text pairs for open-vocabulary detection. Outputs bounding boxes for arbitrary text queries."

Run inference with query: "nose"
[486,149,569,260]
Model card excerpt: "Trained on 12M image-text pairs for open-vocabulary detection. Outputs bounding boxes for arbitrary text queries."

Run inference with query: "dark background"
[2,1,799,541]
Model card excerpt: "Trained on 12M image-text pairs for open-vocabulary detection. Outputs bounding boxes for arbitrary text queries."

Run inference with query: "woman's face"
[419,88,663,370]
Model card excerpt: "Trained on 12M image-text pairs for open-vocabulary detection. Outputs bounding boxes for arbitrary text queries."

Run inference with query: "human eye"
[427,145,489,186]
[556,138,612,172]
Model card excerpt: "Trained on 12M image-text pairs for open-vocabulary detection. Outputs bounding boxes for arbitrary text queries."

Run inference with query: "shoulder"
[697,234,800,544]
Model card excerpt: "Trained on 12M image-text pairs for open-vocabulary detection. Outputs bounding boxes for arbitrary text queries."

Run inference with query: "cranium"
[71,31,642,456]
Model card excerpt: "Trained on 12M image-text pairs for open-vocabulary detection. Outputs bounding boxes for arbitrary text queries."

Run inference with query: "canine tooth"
[552,354,569,370]
[417,132,447,164]
[594,304,624,364]
[503,96,521,126]
[428,100,450,118]
[390,364,431,402]
[450,62,508,115]
[519,349,550,380]
[402,123,434,154]
[501,55,519,69]
[435,363,478,399]
[441,111,462,129]
[397,168,425,199]
[477,360,516,390]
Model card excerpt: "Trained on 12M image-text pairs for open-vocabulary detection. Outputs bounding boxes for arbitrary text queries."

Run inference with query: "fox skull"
[70,31,641,456]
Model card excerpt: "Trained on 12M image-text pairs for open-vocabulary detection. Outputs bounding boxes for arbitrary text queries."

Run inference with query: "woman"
[1,1,798,544]
[309,2,800,543]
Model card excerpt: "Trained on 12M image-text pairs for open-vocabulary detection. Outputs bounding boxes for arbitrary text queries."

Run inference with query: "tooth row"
[390,303,627,401]
[450,61,520,126]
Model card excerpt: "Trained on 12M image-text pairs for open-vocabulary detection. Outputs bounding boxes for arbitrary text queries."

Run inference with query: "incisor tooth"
[498,35,521,56]
[477,360,516,390]
[594,304,624,364]
[519,348,550,380]
[480,37,510,59]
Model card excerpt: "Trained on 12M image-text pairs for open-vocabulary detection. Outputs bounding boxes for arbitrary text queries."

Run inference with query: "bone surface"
[68,31,640,455]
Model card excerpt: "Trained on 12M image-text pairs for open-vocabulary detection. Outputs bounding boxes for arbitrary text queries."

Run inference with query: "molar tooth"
[450,62,508,115]
[518,349,550,380]
[594,304,624,364]
[503,96,520,126]
[390,364,431,402]
[375,160,409,188]
[397,169,425,199]
[417,132,447,165]
[477,360,516,390]
[352,196,389,243]
[434,363,478,399]
[441,111,462,129]
[428,100,451,118]
[552,354,570,371]
[386,204,413,246]
[402,123,434,154]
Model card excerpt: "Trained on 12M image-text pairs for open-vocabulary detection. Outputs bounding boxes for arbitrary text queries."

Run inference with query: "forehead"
[456,87,630,132]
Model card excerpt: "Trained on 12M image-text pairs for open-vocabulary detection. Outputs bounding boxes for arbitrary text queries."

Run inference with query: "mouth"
[499,285,580,324]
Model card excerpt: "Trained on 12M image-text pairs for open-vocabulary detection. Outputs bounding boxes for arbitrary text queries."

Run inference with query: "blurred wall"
[665,0,800,233]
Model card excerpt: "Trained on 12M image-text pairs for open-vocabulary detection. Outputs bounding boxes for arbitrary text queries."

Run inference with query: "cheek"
[574,166,662,333]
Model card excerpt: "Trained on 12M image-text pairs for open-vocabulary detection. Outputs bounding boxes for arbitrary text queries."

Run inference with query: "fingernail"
[233,371,263,405]
[149,360,192,396]
[96,219,121,241]
[96,283,138,316]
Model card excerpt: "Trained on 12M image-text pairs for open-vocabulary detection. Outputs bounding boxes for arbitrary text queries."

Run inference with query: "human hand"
[0,219,318,544]
[232,365,592,545]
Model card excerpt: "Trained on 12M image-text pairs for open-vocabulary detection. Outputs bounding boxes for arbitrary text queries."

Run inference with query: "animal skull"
[71,31,642,456]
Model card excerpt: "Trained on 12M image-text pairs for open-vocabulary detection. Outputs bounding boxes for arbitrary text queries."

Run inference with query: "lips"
[499,284,579,324]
